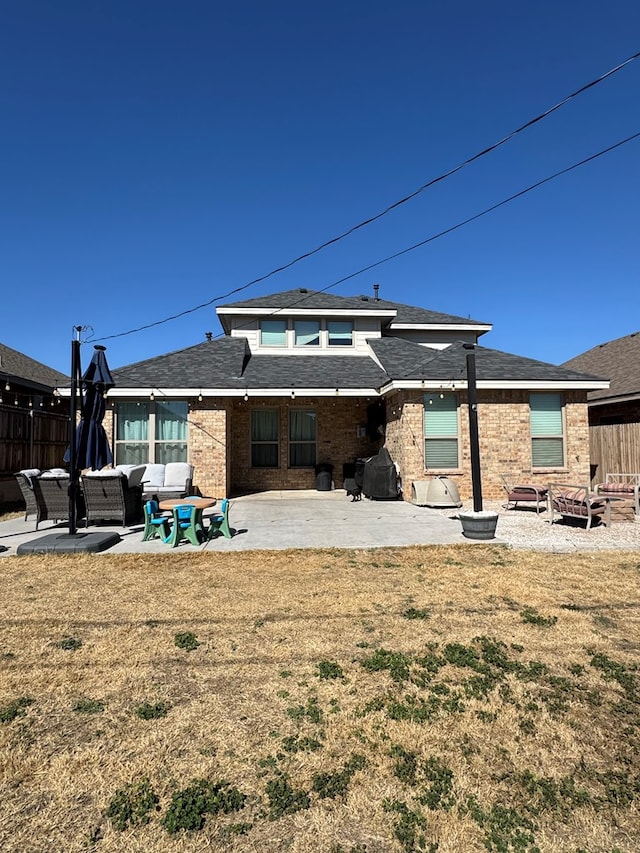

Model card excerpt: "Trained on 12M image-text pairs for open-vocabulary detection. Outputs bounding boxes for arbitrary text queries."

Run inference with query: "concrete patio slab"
[1,490,475,556]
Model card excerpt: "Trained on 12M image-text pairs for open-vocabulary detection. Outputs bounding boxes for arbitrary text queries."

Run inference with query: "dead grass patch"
[1,545,639,851]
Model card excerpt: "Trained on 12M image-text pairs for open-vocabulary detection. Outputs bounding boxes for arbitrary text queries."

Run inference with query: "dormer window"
[327,320,353,347]
[294,320,320,347]
[260,319,287,346]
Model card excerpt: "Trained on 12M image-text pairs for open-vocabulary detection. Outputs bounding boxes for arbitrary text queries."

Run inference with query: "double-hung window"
[530,393,564,468]
[423,393,459,469]
[251,409,279,467]
[115,400,188,465]
[289,409,316,467]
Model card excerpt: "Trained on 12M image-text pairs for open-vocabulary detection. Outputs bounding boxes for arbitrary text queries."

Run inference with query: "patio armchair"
[547,483,610,530]
[81,470,143,527]
[14,469,41,521]
[31,472,72,530]
[500,474,548,514]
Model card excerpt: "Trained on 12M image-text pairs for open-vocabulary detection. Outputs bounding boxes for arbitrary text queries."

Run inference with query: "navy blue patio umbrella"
[64,342,115,533]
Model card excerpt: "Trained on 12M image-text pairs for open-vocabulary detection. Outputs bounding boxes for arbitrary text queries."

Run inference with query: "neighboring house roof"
[0,341,68,392]
[111,335,606,396]
[217,288,491,334]
[561,331,640,404]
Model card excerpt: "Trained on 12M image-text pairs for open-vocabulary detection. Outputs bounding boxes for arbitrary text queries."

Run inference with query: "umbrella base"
[17,532,121,555]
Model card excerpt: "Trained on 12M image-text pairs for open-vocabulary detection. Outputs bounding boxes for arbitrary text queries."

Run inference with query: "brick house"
[103,288,607,500]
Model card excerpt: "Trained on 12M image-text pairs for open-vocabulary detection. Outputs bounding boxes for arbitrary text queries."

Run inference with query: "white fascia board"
[98,387,382,399]
[217,307,397,318]
[389,322,493,332]
[379,379,610,394]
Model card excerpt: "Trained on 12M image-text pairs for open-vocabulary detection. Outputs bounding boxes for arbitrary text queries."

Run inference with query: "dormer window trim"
[259,317,354,349]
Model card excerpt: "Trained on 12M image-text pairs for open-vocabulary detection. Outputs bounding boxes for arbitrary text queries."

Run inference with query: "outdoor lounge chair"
[81,471,142,527]
[14,469,41,521]
[500,474,548,514]
[547,483,610,530]
[31,472,72,530]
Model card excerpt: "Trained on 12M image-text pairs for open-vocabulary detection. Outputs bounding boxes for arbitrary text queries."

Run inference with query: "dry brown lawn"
[1,546,639,852]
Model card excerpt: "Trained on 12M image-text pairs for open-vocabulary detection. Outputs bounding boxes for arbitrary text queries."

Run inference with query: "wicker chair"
[81,472,142,527]
[14,469,41,521]
[31,474,72,530]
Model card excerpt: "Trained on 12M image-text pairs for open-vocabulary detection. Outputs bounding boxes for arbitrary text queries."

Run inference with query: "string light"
[150,390,155,401]
[243,391,249,402]
[198,390,203,402]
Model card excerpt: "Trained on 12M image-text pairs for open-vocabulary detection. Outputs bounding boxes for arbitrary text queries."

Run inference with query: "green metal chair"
[206,499,232,539]
[141,500,171,542]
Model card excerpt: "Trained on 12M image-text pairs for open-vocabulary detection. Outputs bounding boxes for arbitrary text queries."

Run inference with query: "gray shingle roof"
[370,338,608,384]
[219,288,489,327]
[112,337,250,387]
[0,342,68,391]
[112,334,605,392]
[240,355,389,389]
[561,331,640,402]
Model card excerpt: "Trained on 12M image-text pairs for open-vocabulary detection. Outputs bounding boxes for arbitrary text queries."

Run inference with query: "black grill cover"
[362,447,399,499]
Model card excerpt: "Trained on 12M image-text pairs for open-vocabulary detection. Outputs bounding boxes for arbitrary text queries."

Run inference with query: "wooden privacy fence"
[590,422,640,484]
[0,405,69,474]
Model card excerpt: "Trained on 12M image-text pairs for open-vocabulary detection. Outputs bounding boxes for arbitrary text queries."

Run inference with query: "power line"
[97,130,640,344]
[95,49,638,345]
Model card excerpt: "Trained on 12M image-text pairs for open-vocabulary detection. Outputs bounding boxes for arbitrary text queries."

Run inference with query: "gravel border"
[432,500,640,553]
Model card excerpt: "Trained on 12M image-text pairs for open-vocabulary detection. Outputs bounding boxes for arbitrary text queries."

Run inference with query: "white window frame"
[423,393,459,470]
[530,393,565,469]
[114,400,189,465]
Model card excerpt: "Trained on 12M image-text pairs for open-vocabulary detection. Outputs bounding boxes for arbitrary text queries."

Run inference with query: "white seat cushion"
[164,462,193,488]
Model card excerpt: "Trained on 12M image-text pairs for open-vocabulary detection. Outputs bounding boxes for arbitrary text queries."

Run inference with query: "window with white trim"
[327,320,353,347]
[294,319,320,347]
[115,400,188,465]
[423,393,459,469]
[530,393,565,468]
[260,319,287,346]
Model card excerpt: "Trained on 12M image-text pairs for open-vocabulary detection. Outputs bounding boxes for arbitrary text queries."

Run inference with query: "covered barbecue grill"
[361,447,400,500]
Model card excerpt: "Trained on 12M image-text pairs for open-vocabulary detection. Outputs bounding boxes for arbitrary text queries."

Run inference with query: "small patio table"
[159,497,217,546]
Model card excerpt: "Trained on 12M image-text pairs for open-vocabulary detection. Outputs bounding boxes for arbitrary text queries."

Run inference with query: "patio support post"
[68,327,82,535]
[464,343,483,512]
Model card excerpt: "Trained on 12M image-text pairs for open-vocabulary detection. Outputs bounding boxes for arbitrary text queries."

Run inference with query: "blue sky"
[1,0,638,376]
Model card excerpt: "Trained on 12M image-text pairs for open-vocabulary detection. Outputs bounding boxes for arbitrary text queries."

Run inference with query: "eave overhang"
[379,379,610,394]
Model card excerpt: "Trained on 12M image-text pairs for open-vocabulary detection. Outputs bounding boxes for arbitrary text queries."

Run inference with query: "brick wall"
[105,391,592,501]
[386,389,591,501]
[228,396,382,493]
[188,401,228,498]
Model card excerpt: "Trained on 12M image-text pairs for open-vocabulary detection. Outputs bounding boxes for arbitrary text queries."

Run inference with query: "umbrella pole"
[68,328,82,535]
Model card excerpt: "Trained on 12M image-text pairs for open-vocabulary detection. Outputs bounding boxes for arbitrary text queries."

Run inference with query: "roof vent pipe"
[373,283,380,301]
[205,331,213,341]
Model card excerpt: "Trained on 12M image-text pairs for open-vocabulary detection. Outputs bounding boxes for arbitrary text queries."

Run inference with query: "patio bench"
[547,483,611,530]
[594,473,639,516]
